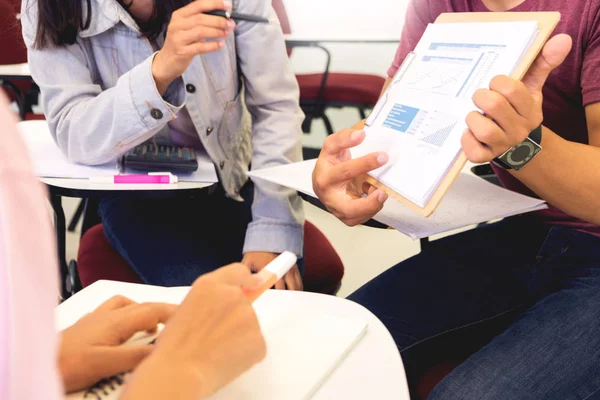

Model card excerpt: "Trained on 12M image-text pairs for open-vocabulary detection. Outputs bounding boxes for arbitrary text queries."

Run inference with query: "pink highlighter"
[244,251,298,303]
[90,173,178,184]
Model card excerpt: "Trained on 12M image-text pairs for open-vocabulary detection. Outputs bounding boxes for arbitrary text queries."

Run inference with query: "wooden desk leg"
[50,193,70,300]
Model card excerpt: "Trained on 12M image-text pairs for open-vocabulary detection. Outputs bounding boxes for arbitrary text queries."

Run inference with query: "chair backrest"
[0,0,27,65]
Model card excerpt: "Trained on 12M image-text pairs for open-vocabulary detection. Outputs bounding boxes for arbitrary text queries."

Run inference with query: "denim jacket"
[21,0,305,256]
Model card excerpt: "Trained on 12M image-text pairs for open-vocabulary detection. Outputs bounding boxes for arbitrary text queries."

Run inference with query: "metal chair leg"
[67,199,86,232]
[322,113,335,135]
[50,194,70,300]
[358,107,367,120]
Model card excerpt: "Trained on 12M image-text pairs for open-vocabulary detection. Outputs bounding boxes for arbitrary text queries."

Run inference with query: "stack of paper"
[352,21,540,207]
[247,160,546,239]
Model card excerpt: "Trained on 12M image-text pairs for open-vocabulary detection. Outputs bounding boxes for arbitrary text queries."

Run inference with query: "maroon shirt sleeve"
[581,4,600,107]
[388,0,433,77]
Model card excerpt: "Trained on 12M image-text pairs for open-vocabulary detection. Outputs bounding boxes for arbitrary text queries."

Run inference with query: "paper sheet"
[248,160,546,239]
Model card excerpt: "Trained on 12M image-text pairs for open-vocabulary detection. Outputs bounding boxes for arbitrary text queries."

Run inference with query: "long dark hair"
[32,0,189,49]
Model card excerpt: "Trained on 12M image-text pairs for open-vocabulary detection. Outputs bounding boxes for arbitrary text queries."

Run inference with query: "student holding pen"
[21,0,304,288]
[0,91,269,399]
[313,0,600,398]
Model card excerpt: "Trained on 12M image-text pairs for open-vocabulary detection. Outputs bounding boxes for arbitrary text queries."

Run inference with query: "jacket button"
[219,161,225,169]
[206,126,214,135]
[186,84,196,93]
[150,108,163,120]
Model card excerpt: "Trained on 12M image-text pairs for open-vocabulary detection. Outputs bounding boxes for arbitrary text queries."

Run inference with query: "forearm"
[120,354,208,400]
[512,126,600,224]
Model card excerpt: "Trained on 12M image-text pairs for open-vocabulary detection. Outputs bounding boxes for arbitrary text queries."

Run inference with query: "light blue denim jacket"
[21,0,305,256]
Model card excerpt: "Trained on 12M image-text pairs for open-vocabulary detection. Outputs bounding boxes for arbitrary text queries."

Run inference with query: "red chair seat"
[296,73,386,106]
[77,221,344,294]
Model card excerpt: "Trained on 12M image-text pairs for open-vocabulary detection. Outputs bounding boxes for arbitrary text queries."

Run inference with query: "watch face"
[501,138,541,170]
[508,143,534,163]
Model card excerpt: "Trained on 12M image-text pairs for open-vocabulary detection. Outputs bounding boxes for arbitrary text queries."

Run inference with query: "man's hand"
[462,34,573,163]
[59,296,176,392]
[313,128,389,226]
[243,251,303,290]
[122,264,267,400]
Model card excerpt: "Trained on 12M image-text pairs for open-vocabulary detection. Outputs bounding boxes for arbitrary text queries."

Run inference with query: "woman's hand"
[152,0,235,94]
[243,251,303,290]
[121,264,267,400]
[59,296,175,392]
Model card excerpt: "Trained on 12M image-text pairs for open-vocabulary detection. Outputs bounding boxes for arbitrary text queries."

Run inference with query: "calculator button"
[150,108,163,120]
[186,84,196,94]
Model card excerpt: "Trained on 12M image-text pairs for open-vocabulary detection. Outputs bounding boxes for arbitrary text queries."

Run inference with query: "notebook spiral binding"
[83,373,126,400]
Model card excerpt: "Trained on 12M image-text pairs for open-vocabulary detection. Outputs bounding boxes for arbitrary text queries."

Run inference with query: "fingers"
[521,34,572,94]
[321,129,366,156]
[314,152,388,191]
[178,26,231,45]
[201,263,262,289]
[95,295,137,312]
[113,303,177,344]
[461,129,495,163]
[177,0,232,18]
[330,188,388,226]
[184,41,226,56]
[274,279,286,290]
[173,14,232,31]
[465,110,508,151]
[283,266,303,291]
[88,345,153,382]
[487,76,533,118]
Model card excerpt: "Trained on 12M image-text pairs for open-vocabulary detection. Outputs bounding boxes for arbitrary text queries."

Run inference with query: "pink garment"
[0,92,62,399]
[389,0,600,236]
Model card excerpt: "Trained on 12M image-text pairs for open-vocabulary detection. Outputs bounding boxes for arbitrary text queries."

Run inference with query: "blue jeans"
[99,185,304,286]
[348,216,600,399]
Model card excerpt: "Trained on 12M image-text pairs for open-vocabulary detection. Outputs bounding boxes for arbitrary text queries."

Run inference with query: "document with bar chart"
[355,20,542,210]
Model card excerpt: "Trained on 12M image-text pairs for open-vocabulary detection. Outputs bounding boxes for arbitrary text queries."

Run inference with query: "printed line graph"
[402,55,472,96]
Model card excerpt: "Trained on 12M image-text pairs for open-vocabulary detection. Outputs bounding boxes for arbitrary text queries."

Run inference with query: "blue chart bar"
[422,122,457,147]
[382,104,420,133]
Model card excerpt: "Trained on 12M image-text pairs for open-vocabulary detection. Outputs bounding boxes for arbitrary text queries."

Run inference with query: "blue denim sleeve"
[234,0,305,257]
[23,25,185,165]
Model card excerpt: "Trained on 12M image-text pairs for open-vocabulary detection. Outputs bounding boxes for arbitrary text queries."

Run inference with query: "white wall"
[283,0,409,76]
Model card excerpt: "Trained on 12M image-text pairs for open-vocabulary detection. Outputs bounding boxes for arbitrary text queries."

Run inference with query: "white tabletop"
[57,281,410,399]
[17,120,218,192]
[41,177,212,192]
[0,62,31,77]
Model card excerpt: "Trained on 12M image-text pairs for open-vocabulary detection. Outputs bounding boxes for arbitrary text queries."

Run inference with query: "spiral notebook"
[59,281,368,400]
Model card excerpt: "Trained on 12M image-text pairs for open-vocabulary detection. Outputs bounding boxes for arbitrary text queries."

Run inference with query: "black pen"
[205,9,270,23]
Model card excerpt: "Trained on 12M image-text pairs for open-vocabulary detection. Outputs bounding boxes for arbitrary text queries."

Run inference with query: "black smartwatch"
[492,125,542,171]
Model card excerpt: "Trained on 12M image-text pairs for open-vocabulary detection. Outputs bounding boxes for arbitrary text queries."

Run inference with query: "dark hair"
[33,0,189,49]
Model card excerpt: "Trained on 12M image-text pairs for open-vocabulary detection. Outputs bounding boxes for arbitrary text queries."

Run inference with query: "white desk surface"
[0,62,31,77]
[41,177,212,192]
[57,281,409,400]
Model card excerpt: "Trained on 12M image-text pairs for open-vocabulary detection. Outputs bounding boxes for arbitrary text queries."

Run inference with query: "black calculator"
[122,142,199,173]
